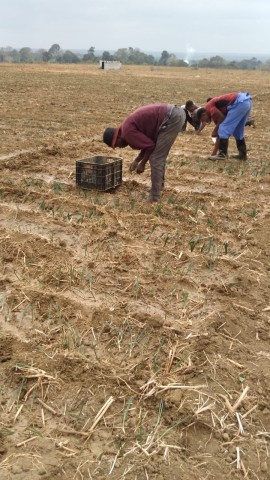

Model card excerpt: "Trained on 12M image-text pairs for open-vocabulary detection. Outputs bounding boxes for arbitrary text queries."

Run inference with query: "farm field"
[0,63,270,480]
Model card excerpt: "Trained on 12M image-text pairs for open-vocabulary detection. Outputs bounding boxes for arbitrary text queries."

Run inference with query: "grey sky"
[1,0,270,57]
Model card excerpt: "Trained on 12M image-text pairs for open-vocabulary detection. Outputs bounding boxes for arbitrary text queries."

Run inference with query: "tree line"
[1,44,270,71]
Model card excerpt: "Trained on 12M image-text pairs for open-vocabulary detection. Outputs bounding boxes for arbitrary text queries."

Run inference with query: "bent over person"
[196,92,252,160]
[103,103,186,203]
[181,100,201,132]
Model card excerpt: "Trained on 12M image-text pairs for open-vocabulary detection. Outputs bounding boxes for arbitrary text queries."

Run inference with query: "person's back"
[121,104,169,147]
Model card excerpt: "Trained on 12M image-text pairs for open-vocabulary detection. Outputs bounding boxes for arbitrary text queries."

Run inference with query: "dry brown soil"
[0,64,270,480]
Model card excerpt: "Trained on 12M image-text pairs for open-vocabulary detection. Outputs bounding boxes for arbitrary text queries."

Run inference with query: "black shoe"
[231,153,247,160]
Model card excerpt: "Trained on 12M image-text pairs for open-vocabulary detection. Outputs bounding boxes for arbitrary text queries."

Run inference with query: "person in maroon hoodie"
[103,103,186,203]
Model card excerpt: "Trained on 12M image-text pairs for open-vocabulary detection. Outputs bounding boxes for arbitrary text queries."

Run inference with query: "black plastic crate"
[76,156,122,191]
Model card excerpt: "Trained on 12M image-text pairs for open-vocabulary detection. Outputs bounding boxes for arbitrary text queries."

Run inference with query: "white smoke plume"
[184,45,196,65]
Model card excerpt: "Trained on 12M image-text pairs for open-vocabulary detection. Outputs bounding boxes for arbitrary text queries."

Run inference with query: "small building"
[99,60,122,70]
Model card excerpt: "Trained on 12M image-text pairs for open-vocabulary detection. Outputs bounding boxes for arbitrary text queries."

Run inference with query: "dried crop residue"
[0,64,270,479]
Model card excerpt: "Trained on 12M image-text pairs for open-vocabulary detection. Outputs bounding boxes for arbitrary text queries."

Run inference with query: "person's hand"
[136,162,145,174]
[129,159,139,173]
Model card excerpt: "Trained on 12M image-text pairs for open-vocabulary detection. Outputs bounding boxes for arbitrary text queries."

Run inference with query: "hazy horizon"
[3,46,270,63]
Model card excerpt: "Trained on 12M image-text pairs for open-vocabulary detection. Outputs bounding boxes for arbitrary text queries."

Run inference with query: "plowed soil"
[0,63,270,480]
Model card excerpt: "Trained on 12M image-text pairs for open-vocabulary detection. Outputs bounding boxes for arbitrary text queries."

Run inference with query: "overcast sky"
[1,0,270,58]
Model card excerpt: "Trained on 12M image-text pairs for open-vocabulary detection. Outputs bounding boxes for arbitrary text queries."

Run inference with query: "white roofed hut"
[99,60,122,70]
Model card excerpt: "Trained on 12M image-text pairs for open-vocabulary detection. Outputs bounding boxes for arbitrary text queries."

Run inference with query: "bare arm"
[129,151,151,173]
[195,121,207,135]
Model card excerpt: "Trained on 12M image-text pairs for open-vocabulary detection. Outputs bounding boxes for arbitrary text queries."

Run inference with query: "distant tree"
[33,49,47,63]
[102,50,114,61]
[48,44,61,61]
[127,48,155,65]
[227,60,238,69]
[114,48,129,63]
[83,46,96,62]
[60,50,80,63]
[8,48,19,62]
[237,59,250,70]
[42,50,50,62]
[127,47,139,64]
[261,59,270,71]
[19,47,33,63]
[0,46,17,62]
[0,49,5,62]
[194,55,263,71]
[196,56,226,68]
[197,58,211,68]
[167,54,177,65]
[177,59,189,67]
[166,54,188,67]
[238,57,261,70]
[208,56,226,68]
[145,54,156,65]
[159,50,170,66]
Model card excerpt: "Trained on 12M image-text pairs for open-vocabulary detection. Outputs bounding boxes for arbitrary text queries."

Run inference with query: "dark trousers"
[149,106,185,201]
